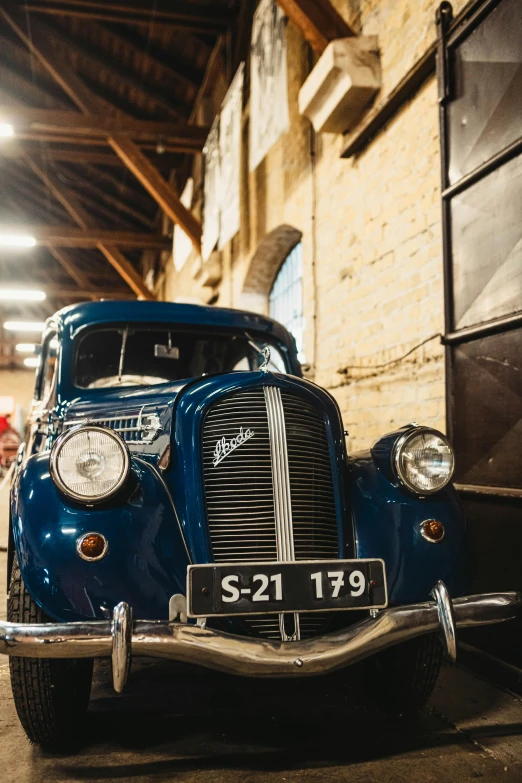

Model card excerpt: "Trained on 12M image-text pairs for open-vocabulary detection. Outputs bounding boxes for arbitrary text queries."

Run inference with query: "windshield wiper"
[118,326,129,383]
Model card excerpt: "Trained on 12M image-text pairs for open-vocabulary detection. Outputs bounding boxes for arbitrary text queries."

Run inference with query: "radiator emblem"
[259,346,271,372]
[213,427,254,467]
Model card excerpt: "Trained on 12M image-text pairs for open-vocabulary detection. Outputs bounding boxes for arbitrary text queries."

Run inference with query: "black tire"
[8,555,93,750]
[365,633,443,714]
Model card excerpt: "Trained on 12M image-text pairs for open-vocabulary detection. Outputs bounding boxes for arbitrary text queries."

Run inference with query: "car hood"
[59,380,189,455]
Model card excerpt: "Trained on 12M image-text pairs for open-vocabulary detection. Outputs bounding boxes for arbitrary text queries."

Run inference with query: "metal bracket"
[111,602,133,693]
[431,580,457,663]
[169,594,188,623]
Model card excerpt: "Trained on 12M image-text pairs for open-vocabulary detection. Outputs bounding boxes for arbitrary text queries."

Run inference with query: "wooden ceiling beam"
[0,106,207,147]
[100,23,204,90]
[2,4,197,279]
[189,35,225,124]
[4,146,180,169]
[21,155,152,298]
[109,136,202,252]
[97,246,156,301]
[275,0,355,53]
[47,248,99,297]
[14,226,170,250]
[40,21,191,119]
[77,164,153,211]
[0,169,70,223]
[0,53,71,110]
[11,131,195,155]
[0,1,118,115]
[56,165,154,228]
[25,1,231,33]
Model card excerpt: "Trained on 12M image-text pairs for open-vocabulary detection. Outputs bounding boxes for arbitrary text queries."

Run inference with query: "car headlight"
[394,428,455,495]
[50,425,130,503]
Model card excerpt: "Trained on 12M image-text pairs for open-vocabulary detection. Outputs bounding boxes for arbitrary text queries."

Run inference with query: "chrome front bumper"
[0,583,519,693]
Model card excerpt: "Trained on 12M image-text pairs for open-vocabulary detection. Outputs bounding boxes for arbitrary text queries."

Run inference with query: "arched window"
[269,242,304,361]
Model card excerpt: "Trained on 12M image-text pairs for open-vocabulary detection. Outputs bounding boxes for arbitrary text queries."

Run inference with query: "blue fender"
[10,452,190,622]
[349,452,467,604]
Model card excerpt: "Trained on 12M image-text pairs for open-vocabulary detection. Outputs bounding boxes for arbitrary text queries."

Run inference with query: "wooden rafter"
[109,136,202,250]
[1,2,119,115]
[1,0,206,289]
[15,226,170,250]
[25,1,231,32]
[21,154,155,299]
[47,248,98,298]
[0,144,181,169]
[275,0,355,53]
[0,107,207,148]
[39,20,192,120]
[0,56,70,110]
[100,23,204,91]
[60,171,154,229]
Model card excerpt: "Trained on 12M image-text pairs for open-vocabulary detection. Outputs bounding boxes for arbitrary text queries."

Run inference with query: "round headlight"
[51,425,130,503]
[394,428,455,495]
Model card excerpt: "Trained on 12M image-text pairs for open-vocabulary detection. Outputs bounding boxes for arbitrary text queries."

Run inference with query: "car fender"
[10,451,190,622]
[349,452,467,604]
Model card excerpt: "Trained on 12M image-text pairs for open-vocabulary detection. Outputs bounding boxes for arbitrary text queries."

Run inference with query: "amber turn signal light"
[420,519,445,543]
[76,532,108,561]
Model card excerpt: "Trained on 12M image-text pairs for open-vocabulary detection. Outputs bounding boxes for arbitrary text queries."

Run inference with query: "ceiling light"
[16,343,36,353]
[0,124,14,139]
[4,321,46,332]
[0,235,36,248]
[0,289,46,301]
[24,357,40,368]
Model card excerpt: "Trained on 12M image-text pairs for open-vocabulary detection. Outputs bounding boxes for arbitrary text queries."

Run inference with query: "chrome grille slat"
[202,386,340,641]
[62,412,160,445]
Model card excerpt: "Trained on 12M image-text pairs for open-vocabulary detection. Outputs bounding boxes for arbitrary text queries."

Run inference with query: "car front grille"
[63,415,141,443]
[202,385,339,640]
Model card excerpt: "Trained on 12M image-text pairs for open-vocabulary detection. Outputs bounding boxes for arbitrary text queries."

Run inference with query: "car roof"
[50,300,297,352]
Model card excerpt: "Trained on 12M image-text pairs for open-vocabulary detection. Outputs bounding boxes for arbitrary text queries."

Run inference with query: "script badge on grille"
[213,427,254,467]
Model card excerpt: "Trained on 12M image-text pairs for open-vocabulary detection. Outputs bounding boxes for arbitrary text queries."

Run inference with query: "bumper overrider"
[0,582,519,693]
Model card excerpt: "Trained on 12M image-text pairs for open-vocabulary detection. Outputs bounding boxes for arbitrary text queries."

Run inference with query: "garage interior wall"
[163,0,474,453]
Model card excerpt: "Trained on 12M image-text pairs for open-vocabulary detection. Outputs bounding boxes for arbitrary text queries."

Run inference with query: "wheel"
[8,555,94,750]
[364,633,443,714]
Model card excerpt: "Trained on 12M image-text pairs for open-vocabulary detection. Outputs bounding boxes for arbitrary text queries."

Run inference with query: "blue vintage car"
[2,300,519,749]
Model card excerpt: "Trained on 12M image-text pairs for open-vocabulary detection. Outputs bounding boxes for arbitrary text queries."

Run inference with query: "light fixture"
[0,289,46,301]
[0,234,36,248]
[4,321,46,332]
[16,343,36,353]
[0,124,14,139]
[24,357,40,368]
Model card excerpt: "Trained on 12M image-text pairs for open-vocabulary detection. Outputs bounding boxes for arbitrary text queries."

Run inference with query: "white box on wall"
[299,36,381,134]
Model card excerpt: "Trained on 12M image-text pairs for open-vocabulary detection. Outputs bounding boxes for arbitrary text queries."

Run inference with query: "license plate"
[187,559,387,618]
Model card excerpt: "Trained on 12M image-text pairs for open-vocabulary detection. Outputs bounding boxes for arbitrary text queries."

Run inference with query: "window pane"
[452,329,522,489]
[447,0,522,185]
[269,243,304,362]
[451,153,522,330]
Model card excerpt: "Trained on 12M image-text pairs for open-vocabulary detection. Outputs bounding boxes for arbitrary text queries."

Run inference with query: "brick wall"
[164,0,475,452]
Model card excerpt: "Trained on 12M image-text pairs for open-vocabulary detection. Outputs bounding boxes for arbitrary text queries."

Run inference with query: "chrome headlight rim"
[50,424,130,504]
[393,426,455,496]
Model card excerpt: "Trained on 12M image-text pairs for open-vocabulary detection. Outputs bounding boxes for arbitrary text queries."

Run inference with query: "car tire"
[364,633,444,714]
[8,554,94,750]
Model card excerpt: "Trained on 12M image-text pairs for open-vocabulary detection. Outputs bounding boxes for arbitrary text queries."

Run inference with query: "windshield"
[74,325,288,389]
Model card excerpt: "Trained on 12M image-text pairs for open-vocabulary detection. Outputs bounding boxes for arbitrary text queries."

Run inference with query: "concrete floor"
[1,487,522,782]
